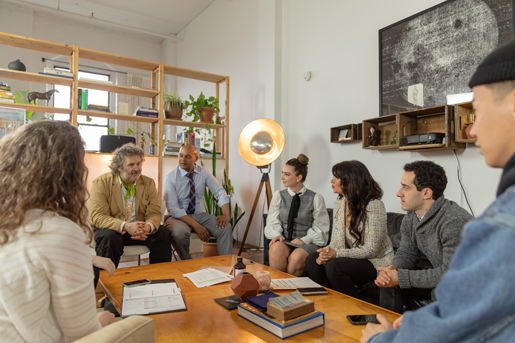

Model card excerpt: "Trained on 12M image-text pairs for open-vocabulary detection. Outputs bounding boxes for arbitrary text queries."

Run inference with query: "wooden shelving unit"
[455,101,476,144]
[362,114,399,150]
[398,105,465,151]
[330,123,362,143]
[0,32,230,198]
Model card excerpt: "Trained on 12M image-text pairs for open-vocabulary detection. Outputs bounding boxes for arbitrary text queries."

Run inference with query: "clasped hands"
[124,221,151,241]
[315,246,336,265]
[374,265,399,288]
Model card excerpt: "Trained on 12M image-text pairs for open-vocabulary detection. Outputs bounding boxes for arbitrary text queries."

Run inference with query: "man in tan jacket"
[90,143,171,271]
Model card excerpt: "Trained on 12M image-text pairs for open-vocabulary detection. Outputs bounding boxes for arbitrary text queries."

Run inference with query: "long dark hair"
[332,160,383,247]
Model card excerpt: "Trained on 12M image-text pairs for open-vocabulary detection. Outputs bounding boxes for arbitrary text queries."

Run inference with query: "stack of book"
[163,142,183,156]
[184,132,196,145]
[200,151,222,159]
[78,89,89,110]
[38,67,73,79]
[238,291,324,339]
[0,83,15,103]
[88,104,110,112]
[134,106,158,118]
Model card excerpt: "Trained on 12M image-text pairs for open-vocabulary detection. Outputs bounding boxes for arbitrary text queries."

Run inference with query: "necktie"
[120,178,135,201]
[287,193,302,240]
[186,172,196,214]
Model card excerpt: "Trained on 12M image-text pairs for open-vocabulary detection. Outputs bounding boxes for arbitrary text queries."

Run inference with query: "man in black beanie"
[361,39,515,343]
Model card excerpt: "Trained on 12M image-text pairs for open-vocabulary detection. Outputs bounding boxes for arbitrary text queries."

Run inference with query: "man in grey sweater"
[375,161,473,313]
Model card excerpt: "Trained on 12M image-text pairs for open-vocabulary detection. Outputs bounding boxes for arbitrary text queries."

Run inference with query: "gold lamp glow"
[238,119,285,166]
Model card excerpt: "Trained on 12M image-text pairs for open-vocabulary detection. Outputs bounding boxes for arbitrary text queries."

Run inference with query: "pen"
[226,299,241,304]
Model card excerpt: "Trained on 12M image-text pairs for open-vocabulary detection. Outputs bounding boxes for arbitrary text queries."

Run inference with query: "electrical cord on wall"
[453,150,476,217]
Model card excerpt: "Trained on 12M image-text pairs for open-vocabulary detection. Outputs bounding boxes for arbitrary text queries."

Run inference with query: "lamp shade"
[238,119,284,166]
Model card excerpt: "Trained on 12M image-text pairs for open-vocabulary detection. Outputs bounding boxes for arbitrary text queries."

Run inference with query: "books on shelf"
[0,85,11,91]
[0,98,15,103]
[163,142,183,156]
[238,302,324,339]
[0,91,15,100]
[88,104,110,112]
[43,67,73,77]
[79,77,113,84]
[200,152,222,159]
[134,106,158,118]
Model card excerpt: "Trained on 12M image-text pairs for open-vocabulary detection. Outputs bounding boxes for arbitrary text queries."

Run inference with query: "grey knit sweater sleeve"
[392,216,420,271]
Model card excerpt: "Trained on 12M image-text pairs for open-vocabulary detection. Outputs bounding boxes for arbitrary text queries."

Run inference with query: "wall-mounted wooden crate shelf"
[398,105,465,152]
[455,101,476,144]
[362,114,399,150]
[330,123,362,143]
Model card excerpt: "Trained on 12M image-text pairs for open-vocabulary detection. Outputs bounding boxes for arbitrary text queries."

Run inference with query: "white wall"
[177,0,503,248]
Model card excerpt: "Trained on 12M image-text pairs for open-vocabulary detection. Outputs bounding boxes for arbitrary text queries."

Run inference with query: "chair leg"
[171,247,176,261]
[138,255,141,266]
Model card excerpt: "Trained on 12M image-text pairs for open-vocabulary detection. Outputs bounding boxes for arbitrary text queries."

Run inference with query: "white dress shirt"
[163,165,230,218]
[264,185,330,246]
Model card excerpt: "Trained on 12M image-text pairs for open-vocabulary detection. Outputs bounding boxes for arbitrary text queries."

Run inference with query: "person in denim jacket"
[362,39,515,342]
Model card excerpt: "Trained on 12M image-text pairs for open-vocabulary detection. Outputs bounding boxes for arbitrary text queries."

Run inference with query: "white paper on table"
[121,282,185,317]
[270,277,323,290]
[183,268,233,288]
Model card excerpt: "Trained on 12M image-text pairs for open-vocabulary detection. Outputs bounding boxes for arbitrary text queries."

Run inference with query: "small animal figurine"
[369,126,376,147]
[27,89,59,105]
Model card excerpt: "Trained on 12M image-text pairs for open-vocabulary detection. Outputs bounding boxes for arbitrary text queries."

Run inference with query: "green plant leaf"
[108,128,115,135]
[86,116,92,122]
[127,128,134,134]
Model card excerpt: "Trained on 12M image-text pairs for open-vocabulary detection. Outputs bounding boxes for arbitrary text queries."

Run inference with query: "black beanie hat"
[469,39,515,88]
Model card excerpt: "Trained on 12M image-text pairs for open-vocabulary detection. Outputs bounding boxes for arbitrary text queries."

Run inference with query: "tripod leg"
[264,179,273,210]
[238,180,265,256]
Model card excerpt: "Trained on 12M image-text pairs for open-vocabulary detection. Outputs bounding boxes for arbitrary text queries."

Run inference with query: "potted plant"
[202,237,219,257]
[184,92,220,124]
[164,89,184,120]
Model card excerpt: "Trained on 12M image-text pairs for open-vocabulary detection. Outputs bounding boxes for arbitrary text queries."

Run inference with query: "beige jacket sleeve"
[89,175,123,231]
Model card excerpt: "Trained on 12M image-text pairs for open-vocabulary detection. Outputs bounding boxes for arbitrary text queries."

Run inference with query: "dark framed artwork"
[379,0,515,116]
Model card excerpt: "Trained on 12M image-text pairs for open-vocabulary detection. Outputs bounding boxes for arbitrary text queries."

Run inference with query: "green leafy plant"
[184,92,220,123]
[15,90,35,122]
[391,130,398,145]
[164,88,184,108]
[201,142,245,235]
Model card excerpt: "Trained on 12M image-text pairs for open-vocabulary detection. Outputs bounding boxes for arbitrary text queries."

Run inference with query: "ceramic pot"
[202,241,218,257]
[231,272,260,301]
[8,59,26,72]
[164,102,183,119]
[198,107,215,123]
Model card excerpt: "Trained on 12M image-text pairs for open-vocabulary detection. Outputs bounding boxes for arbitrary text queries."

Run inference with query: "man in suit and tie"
[163,144,233,259]
[90,143,171,272]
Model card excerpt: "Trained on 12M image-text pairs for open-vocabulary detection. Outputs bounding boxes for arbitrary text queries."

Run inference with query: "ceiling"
[8,0,216,39]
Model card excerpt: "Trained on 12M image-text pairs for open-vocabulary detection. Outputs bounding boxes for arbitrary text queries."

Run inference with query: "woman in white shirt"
[265,154,330,276]
[0,121,115,343]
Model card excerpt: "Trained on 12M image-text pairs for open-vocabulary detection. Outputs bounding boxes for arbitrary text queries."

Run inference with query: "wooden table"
[99,255,400,342]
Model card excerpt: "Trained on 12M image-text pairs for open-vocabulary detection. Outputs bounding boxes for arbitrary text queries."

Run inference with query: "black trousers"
[94,226,172,269]
[379,286,433,314]
[305,252,378,298]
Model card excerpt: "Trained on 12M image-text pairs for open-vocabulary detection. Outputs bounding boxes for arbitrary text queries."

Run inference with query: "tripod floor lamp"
[237,119,284,256]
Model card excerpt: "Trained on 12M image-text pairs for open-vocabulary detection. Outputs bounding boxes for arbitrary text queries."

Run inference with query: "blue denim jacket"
[370,184,515,342]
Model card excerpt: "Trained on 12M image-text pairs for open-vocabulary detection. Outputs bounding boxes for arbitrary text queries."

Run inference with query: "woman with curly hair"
[265,154,330,276]
[0,121,115,342]
[305,160,394,298]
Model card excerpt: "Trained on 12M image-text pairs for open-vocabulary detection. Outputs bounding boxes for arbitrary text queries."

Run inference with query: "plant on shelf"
[163,89,184,120]
[184,92,221,149]
[201,142,245,241]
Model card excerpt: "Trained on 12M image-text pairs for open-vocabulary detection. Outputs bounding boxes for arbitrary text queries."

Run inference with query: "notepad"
[121,279,186,317]
[270,277,323,290]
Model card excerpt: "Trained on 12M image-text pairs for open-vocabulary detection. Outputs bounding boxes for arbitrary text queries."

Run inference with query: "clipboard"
[121,278,187,317]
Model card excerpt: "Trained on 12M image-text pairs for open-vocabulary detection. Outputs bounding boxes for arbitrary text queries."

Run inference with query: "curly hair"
[332,161,383,247]
[109,143,145,175]
[403,160,447,200]
[0,121,91,245]
[285,154,309,182]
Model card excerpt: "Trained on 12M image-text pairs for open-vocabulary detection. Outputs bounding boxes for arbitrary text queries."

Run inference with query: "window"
[53,69,110,151]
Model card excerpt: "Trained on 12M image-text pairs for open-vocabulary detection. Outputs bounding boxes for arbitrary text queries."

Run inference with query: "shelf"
[163,155,226,160]
[0,32,73,55]
[78,110,158,123]
[362,114,399,149]
[330,123,362,143]
[0,68,73,86]
[399,144,445,150]
[163,118,225,130]
[78,80,159,98]
[86,151,158,157]
[0,102,71,114]
[163,65,226,83]
[455,101,477,144]
[79,48,159,71]
[363,145,398,150]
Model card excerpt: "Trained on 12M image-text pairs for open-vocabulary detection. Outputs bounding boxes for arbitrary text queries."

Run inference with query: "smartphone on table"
[346,314,380,325]
[123,279,151,287]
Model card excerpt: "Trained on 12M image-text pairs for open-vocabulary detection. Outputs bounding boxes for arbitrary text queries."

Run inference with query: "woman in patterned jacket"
[306,160,394,298]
